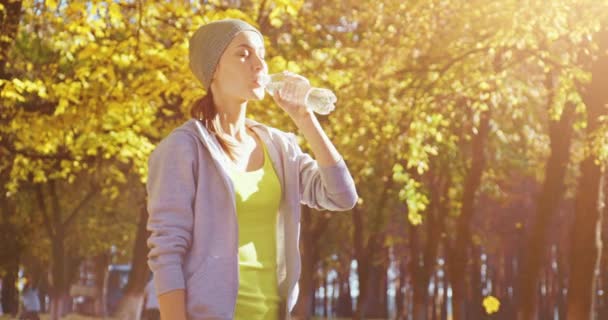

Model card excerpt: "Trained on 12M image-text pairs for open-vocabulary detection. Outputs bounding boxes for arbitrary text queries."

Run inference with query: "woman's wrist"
[290,109,315,128]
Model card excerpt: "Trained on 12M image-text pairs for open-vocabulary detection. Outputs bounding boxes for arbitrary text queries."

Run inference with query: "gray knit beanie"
[189,19,263,90]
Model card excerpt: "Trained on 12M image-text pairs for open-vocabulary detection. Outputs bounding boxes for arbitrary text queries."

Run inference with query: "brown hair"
[190,90,238,159]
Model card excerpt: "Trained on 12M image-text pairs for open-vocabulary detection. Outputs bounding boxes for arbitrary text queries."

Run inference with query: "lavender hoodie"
[146,118,358,319]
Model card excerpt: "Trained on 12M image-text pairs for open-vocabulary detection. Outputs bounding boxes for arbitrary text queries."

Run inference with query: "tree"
[567,25,608,320]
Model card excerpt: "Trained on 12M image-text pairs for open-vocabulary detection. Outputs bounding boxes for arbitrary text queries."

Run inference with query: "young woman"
[146,19,358,320]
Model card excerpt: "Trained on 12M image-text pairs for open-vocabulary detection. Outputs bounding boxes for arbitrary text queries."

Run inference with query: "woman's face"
[210,31,267,102]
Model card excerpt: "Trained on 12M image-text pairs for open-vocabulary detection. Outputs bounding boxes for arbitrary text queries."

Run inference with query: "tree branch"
[35,183,55,238]
[64,183,99,231]
[0,139,75,161]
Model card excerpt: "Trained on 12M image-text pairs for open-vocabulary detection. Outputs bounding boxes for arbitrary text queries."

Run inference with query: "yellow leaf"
[3,89,25,102]
[483,296,500,314]
[55,98,69,115]
[270,17,283,28]
[108,2,122,23]
[66,2,86,16]
[408,212,423,226]
[12,78,24,92]
[46,0,57,10]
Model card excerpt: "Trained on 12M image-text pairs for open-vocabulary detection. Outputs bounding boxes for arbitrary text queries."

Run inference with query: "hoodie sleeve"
[288,133,358,211]
[146,131,197,295]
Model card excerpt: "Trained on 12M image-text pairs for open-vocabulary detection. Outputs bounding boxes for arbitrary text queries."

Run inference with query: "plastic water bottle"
[260,73,337,115]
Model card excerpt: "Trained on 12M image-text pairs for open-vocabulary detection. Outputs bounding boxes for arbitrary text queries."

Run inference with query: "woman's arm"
[290,111,341,167]
[146,131,198,317]
[158,289,187,320]
[272,74,358,210]
[272,72,341,166]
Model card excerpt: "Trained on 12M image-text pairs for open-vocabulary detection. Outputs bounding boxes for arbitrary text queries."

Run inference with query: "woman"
[146,19,357,320]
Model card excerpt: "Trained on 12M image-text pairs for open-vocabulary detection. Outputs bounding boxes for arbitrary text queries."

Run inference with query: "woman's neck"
[213,94,249,142]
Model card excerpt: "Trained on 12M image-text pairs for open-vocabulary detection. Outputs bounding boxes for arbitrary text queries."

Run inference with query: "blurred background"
[1,0,608,319]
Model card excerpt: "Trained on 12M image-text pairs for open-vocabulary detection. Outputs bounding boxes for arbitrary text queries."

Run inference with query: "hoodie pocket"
[186,256,237,319]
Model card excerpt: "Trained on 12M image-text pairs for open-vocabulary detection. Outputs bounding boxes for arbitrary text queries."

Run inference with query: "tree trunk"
[440,272,448,320]
[352,206,367,319]
[538,269,548,320]
[494,252,507,320]
[0,0,23,77]
[293,206,327,319]
[0,151,20,316]
[431,273,439,320]
[322,262,328,317]
[545,248,560,320]
[566,159,603,319]
[49,232,70,320]
[542,256,552,319]
[601,249,608,318]
[293,206,316,319]
[517,72,575,320]
[468,245,483,320]
[1,261,19,316]
[114,204,151,320]
[37,180,95,320]
[381,250,389,318]
[449,108,490,320]
[48,182,70,320]
[38,270,50,313]
[93,253,110,316]
[411,164,449,320]
[395,258,406,319]
[0,184,20,316]
[336,259,353,317]
[557,245,568,320]
[46,181,72,320]
[363,250,388,319]
[409,225,427,320]
[353,171,393,319]
[566,26,608,320]
[353,231,382,319]
[600,228,608,320]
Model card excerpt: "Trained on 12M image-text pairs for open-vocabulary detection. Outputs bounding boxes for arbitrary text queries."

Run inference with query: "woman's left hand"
[271,71,314,120]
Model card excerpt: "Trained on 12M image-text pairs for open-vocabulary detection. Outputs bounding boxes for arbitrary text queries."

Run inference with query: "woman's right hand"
[271,71,313,119]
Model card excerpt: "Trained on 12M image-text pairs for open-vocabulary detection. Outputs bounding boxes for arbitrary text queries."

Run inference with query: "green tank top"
[225,140,282,320]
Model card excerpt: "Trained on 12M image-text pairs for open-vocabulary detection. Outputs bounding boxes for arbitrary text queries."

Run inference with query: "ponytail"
[190,90,237,159]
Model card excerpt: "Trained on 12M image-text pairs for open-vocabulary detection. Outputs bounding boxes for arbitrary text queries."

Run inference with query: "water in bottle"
[260,73,337,115]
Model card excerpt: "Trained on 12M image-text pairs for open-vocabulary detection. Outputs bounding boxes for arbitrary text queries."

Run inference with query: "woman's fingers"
[273,72,312,117]
[283,73,310,103]
[279,80,297,103]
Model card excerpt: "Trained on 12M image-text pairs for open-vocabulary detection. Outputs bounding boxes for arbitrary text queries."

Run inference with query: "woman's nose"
[252,53,265,71]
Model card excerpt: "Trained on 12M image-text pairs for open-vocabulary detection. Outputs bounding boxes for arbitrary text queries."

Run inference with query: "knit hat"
[189,19,263,90]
